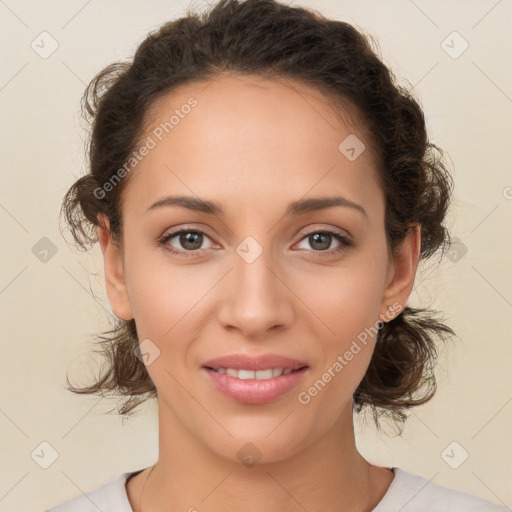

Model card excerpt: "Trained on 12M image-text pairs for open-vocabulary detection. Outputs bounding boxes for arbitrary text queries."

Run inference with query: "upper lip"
[202,353,308,371]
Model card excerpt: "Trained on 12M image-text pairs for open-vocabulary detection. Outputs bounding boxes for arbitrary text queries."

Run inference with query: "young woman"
[45,0,508,510]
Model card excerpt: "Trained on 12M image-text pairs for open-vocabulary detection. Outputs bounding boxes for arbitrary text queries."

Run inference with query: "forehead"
[122,73,383,221]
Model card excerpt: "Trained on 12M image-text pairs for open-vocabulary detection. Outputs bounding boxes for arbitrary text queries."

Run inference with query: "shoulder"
[375,467,509,512]
[43,471,137,512]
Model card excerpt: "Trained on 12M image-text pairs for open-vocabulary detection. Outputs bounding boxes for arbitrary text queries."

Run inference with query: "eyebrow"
[145,194,368,218]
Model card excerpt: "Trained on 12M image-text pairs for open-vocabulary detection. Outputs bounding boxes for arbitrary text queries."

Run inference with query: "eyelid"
[298,225,351,241]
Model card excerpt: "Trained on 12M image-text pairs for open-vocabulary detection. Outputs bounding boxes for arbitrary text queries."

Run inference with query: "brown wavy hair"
[60,0,455,432]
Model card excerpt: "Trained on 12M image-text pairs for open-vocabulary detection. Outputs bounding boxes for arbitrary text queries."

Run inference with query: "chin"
[198,419,315,467]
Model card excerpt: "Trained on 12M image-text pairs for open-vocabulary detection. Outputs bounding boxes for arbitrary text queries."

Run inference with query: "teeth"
[240,369,258,380]
[214,368,296,380]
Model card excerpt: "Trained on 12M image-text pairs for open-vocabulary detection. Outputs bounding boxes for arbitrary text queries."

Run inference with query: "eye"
[158,227,351,258]
[158,228,214,257]
[294,229,351,255]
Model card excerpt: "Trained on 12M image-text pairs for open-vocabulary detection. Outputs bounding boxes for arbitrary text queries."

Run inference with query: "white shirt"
[43,466,509,511]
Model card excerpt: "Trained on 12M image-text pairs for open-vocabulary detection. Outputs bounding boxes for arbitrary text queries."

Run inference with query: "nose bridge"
[236,238,276,298]
[217,234,291,335]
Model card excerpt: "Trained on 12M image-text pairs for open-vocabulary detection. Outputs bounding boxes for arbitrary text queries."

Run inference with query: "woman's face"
[100,73,418,464]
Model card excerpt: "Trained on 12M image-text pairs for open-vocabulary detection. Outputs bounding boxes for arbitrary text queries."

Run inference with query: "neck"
[130,399,392,512]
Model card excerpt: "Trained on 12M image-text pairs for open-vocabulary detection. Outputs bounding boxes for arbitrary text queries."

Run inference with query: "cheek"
[297,273,384,417]
[300,257,388,394]
[124,265,203,391]
[308,263,388,336]
[127,270,193,339]
[122,238,201,334]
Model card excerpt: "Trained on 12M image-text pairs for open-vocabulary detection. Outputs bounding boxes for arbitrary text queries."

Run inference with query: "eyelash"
[157,227,352,258]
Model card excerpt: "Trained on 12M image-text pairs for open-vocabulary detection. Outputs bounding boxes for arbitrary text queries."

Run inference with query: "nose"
[216,244,294,339]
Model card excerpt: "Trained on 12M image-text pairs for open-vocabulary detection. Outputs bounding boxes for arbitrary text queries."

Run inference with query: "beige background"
[0,0,511,510]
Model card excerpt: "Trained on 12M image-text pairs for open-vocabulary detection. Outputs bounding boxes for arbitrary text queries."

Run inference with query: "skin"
[98,73,421,512]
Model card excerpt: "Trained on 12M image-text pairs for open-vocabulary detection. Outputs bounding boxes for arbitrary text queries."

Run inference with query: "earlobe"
[379,224,421,322]
[97,214,134,321]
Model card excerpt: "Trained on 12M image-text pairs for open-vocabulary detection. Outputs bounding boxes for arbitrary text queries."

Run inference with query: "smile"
[208,367,295,379]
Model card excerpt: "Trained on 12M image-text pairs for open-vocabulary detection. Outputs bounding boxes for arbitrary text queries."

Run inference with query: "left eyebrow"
[286,196,367,218]
[145,194,368,218]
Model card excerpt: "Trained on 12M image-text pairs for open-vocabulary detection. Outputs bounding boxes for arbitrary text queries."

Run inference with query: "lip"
[201,353,310,405]
[202,366,309,405]
[202,353,308,371]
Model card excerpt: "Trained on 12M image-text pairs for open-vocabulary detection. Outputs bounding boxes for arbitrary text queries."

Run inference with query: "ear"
[379,224,421,321]
[97,214,134,321]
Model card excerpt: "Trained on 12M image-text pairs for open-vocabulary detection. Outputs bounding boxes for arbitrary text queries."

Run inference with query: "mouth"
[201,365,310,405]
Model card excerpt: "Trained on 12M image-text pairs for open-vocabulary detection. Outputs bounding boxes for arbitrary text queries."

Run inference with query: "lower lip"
[202,367,309,405]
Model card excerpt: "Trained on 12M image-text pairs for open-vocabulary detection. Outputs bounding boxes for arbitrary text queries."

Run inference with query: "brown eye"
[176,231,204,250]
[159,229,214,256]
[295,229,351,255]
[307,232,332,251]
